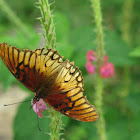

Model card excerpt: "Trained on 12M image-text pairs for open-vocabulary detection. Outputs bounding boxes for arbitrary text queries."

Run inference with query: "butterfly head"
[32,96,40,104]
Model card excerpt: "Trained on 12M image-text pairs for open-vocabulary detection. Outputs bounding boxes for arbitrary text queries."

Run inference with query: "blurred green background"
[0,0,140,140]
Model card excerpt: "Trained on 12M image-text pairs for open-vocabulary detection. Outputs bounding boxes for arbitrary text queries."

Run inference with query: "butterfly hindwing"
[44,60,98,122]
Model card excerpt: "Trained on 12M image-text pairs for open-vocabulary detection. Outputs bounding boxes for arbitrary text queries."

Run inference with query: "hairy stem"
[120,0,134,130]
[121,0,134,44]
[48,106,63,140]
[95,74,106,140]
[91,0,104,64]
[120,0,134,97]
[90,0,107,140]
[120,0,134,103]
[37,0,62,139]
[37,0,57,49]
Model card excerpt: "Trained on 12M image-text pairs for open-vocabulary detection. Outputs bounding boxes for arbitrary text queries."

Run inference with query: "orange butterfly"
[0,42,98,122]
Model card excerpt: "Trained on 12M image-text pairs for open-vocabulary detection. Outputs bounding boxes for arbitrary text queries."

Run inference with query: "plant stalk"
[120,0,134,104]
[91,0,104,64]
[38,0,57,49]
[90,0,107,140]
[120,0,134,133]
[121,0,134,45]
[120,0,134,97]
[37,0,62,139]
[47,106,63,140]
[95,74,106,140]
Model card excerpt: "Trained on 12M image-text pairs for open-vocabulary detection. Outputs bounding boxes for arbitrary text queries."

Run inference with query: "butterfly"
[0,42,98,122]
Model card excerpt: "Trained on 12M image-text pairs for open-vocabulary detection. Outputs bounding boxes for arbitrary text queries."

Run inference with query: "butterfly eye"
[33,96,40,102]
[36,98,40,102]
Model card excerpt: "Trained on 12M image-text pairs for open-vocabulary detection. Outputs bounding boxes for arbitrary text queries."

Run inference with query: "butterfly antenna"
[36,103,41,131]
[30,99,37,110]
[30,104,33,110]
[37,113,41,131]
[4,100,31,106]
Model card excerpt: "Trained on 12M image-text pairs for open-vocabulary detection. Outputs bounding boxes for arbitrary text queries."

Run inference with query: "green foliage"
[107,120,130,140]
[70,26,137,68]
[13,96,70,140]
[13,97,50,140]
[53,11,74,58]
[130,46,140,57]
[0,25,40,49]
[133,112,140,140]
[0,0,140,140]
[84,76,140,140]
[54,12,70,42]
[0,26,40,91]
[37,1,65,139]
[65,125,87,140]
[0,61,16,91]
[37,0,57,49]
[126,93,140,116]
[0,0,39,24]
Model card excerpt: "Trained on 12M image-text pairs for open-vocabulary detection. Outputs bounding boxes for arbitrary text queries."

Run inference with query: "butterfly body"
[0,42,98,122]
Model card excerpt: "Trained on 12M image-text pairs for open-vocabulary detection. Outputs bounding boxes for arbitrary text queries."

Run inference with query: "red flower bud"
[86,50,96,62]
[99,63,114,78]
[85,61,96,74]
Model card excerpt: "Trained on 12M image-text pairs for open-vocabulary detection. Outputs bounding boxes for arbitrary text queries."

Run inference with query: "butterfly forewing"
[0,43,63,92]
[0,42,98,122]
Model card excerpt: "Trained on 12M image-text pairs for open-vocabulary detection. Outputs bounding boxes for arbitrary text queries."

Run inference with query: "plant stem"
[0,0,31,37]
[95,74,106,140]
[120,0,134,128]
[121,0,134,45]
[90,0,107,140]
[119,67,131,98]
[48,106,63,140]
[120,0,134,100]
[37,0,62,139]
[37,0,57,49]
[91,0,104,64]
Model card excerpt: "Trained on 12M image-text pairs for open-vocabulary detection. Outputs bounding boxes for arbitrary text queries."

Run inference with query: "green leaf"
[54,11,70,42]
[70,26,137,68]
[53,11,74,59]
[61,115,70,127]
[104,31,137,66]
[0,26,40,90]
[125,93,140,116]
[80,121,97,140]
[104,105,122,124]
[130,46,140,57]
[133,112,140,140]
[56,40,74,59]
[65,125,87,140]
[13,95,69,140]
[13,96,50,140]
[0,26,40,50]
[107,120,130,140]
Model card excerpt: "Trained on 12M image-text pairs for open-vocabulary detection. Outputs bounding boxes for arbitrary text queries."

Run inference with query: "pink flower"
[86,50,115,78]
[85,61,96,74]
[99,63,114,78]
[31,97,47,118]
[86,50,96,62]
[103,55,108,63]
